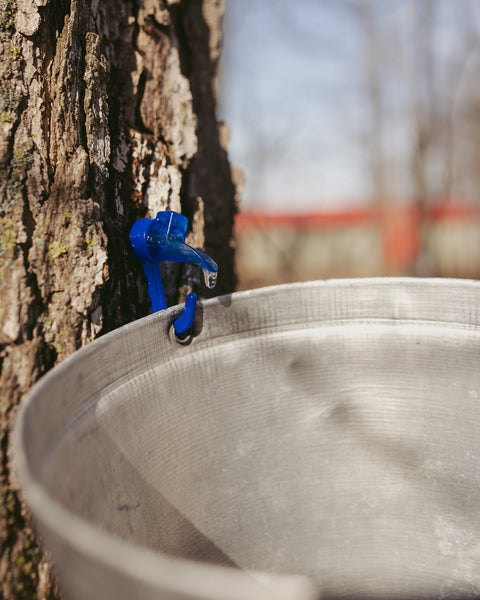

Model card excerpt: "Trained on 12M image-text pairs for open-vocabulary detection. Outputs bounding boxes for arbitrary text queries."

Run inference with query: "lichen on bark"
[0,0,237,597]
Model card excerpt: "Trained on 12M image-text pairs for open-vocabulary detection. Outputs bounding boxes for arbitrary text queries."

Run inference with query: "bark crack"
[134,68,154,135]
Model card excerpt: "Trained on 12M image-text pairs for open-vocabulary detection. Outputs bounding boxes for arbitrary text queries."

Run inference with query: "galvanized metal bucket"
[14,279,480,599]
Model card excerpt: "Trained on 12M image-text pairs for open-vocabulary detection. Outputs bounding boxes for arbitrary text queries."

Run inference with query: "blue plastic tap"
[130,211,218,334]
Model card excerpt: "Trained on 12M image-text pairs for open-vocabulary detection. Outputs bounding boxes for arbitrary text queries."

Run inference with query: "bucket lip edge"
[217,275,480,307]
[15,274,480,458]
[19,275,480,398]
[15,275,480,450]
[16,276,478,433]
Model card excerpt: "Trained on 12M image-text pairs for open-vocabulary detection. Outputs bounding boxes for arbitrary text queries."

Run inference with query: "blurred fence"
[235,203,480,290]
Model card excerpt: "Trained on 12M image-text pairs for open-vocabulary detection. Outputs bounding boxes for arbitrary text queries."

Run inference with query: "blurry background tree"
[0,0,236,597]
[221,0,480,285]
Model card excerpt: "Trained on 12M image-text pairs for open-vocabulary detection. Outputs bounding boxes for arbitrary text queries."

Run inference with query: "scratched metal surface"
[13,279,480,600]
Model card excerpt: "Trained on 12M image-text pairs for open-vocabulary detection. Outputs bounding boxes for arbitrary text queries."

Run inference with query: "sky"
[217,0,480,214]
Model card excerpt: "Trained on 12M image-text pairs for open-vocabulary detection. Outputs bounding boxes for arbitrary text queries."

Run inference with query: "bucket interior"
[17,280,480,599]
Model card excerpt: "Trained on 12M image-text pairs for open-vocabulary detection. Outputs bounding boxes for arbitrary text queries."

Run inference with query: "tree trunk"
[0,0,237,596]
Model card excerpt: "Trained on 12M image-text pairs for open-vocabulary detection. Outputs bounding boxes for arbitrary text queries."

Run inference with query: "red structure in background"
[235,202,478,273]
[380,205,420,272]
[235,207,377,233]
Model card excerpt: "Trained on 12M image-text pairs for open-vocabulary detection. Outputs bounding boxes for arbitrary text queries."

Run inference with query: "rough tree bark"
[0,0,237,597]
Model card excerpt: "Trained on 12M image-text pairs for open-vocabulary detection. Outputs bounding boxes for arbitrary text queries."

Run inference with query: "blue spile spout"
[130,211,218,315]
[146,231,217,289]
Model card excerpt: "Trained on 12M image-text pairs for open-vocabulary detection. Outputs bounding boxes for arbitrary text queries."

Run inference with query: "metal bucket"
[14,278,480,599]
